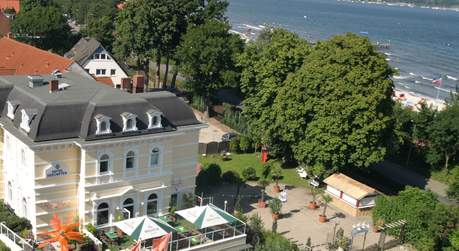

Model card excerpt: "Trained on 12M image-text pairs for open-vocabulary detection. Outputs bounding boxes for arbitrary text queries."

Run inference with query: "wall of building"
[2,130,36,232]
[83,47,128,86]
[0,128,4,199]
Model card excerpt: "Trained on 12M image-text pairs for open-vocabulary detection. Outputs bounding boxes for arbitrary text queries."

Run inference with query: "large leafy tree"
[11,5,73,54]
[81,15,115,52]
[176,20,243,117]
[237,28,310,156]
[373,187,459,251]
[426,101,459,170]
[273,33,394,170]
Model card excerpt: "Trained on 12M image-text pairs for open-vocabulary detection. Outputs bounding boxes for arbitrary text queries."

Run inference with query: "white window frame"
[97,151,113,175]
[121,112,138,132]
[95,114,112,135]
[110,69,116,76]
[145,193,159,216]
[146,110,162,129]
[95,201,111,227]
[124,148,139,171]
[6,101,16,119]
[96,69,106,76]
[22,198,28,218]
[20,109,31,133]
[121,197,136,219]
[93,53,100,60]
[149,145,163,169]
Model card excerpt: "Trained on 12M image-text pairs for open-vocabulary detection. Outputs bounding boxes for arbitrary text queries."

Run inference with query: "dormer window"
[146,110,162,129]
[95,114,112,135]
[6,101,18,119]
[20,109,36,133]
[121,112,137,132]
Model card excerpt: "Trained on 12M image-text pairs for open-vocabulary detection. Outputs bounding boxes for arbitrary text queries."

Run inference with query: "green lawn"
[198,153,309,188]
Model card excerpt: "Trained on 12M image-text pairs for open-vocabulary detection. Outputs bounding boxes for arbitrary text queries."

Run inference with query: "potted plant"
[308,186,319,209]
[169,206,177,222]
[257,178,270,208]
[373,219,385,233]
[269,198,282,220]
[271,166,282,193]
[319,194,332,223]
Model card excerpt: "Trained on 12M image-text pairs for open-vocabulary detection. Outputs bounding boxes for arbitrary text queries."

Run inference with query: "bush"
[255,231,299,251]
[229,137,240,152]
[242,166,257,181]
[191,95,205,112]
[86,223,97,235]
[222,171,240,184]
[239,135,253,153]
[196,163,222,189]
[0,240,10,251]
[373,187,459,251]
[0,200,31,233]
[222,104,248,134]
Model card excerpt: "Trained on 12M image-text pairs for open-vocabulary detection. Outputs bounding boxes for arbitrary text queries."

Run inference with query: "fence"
[0,222,34,251]
[198,141,229,155]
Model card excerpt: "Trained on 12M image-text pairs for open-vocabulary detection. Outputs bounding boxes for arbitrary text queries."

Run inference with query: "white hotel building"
[0,73,205,236]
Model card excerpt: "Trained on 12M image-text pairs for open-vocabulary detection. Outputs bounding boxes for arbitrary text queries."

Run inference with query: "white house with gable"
[65,37,129,88]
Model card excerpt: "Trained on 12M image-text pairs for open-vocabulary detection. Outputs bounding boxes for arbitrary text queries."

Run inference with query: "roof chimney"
[121,78,132,93]
[132,75,145,93]
[49,79,58,93]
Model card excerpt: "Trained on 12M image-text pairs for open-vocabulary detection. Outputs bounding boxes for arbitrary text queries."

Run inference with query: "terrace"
[95,204,247,251]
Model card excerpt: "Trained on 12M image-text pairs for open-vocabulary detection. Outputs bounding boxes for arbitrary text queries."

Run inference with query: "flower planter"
[258,199,266,208]
[272,185,280,193]
[319,215,327,223]
[272,213,280,220]
[308,201,318,209]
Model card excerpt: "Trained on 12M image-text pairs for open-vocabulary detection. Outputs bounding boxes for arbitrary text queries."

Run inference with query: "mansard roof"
[0,72,200,142]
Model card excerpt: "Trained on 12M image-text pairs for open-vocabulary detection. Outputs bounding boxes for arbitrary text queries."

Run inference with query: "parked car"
[221,132,237,141]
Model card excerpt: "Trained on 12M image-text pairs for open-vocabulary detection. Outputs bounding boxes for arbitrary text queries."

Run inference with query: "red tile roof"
[0,0,20,13]
[0,11,10,36]
[0,37,74,75]
[94,77,114,86]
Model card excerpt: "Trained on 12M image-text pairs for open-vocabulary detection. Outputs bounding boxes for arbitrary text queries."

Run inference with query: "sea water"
[227,0,459,100]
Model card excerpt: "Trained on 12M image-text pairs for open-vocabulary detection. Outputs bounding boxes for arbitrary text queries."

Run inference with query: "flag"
[432,77,442,86]
[131,241,141,251]
[152,233,172,251]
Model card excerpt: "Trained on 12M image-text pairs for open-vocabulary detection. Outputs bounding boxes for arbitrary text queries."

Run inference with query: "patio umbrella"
[175,204,241,229]
[114,216,176,241]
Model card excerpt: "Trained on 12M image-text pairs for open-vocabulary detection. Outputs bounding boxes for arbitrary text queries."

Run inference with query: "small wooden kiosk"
[324,173,379,216]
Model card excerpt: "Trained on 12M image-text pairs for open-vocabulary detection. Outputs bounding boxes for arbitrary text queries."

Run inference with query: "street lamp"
[351,222,370,251]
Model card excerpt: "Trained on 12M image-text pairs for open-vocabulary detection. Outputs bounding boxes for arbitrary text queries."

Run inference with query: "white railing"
[0,222,34,251]
[168,224,246,251]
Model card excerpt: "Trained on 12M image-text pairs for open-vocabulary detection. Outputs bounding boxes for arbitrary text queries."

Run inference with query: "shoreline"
[393,88,446,111]
[337,0,459,12]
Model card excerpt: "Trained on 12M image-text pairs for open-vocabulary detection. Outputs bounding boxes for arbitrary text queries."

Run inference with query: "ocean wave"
[393,75,410,80]
[421,76,433,81]
[243,24,263,31]
[409,72,416,76]
[447,75,458,81]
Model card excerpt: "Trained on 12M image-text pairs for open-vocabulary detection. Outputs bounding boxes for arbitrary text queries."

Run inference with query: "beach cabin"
[324,173,379,216]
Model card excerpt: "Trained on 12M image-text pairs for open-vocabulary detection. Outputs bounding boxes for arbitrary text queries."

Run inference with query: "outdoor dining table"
[105,230,118,240]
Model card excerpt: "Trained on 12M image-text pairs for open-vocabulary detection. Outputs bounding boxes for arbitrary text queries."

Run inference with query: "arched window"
[123,198,134,218]
[150,148,160,167]
[146,194,158,215]
[99,154,110,173]
[126,151,135,169]
[7,182,12,202]
[22,198,27,218]
[100,121,107,132]
[126,119,133,130]
[96,203,109,225]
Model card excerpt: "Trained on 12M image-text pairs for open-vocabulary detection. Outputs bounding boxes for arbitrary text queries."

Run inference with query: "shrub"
[86,223,97,235]
[196,163,222,189]
[239,135,253,153]
[255,231,299,251]
[242,166,257,181]
[191,95,205,112]
[0,200,31,233]
[229,137,240,152]
[0,241,10,251]
[222,171,240,184]
[269,198,282,215]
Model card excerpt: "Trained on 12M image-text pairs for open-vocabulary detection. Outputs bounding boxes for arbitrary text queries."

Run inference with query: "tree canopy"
[81,15,115,52]
[373,187,459,251]
[177,20,243,115]
[237,28,310,157]
[273,33,394,170]
[11,5,73,54]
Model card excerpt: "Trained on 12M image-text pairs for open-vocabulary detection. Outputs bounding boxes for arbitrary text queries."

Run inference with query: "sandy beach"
[393,88,446,111]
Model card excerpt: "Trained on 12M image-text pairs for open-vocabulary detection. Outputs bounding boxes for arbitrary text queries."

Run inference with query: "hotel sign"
[46,163,68,178]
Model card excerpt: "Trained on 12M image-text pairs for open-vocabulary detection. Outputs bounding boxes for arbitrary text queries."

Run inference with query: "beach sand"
[393,88,446,111]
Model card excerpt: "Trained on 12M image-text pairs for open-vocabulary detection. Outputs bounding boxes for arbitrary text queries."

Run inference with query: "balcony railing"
[0,222,34,251]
